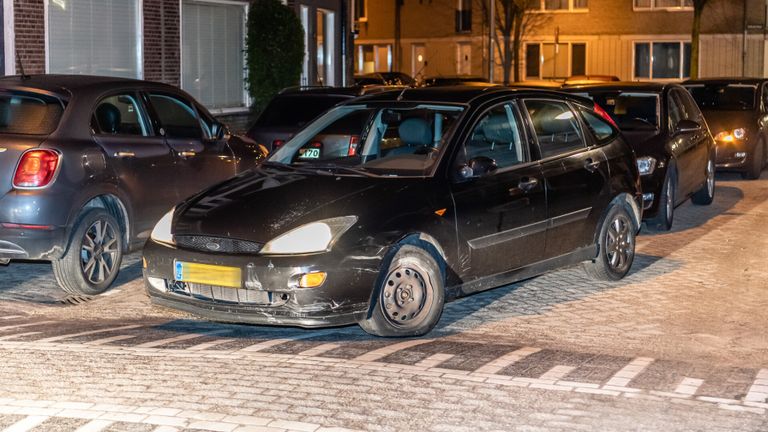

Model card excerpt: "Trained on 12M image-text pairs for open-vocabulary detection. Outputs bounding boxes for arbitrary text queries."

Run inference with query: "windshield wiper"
[297,163,378,177]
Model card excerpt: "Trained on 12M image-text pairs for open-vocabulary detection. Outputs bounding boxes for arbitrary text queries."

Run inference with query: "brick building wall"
[13,0,45,75]
[144,0,181,86]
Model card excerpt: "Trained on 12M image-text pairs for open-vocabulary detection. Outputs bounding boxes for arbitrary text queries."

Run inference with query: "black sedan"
[683,78,768,179]
[565,83,716,231]
[143,86,643,337]
[0,75,266,295]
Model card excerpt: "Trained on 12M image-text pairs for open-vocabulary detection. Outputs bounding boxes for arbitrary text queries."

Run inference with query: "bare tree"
[689,0,710,79]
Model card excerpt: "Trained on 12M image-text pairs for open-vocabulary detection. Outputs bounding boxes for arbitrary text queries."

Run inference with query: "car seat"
[386,117,433,156]
[96,103,122,134]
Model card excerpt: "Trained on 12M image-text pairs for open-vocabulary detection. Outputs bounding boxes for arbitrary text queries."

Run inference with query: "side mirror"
[675,119,701,135]
[459,156,498,179]
[209,122,231,141]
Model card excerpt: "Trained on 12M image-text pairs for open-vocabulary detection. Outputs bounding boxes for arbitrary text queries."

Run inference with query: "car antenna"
[16,51,30,80]
[398,59,427,101]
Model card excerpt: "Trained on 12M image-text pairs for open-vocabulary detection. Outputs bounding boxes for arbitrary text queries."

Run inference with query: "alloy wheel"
[665,178,674,222]
[381,263,433,327]
[605,213,634,272]
[79,219,120,284]
[706,159,715,197]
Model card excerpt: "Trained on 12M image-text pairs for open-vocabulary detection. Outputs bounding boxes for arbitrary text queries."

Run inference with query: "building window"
[181,1,246,110]
[526,42,586,79]
[456,0,472,33]
[48,0,141,78]
[354,0,367,22]
[541,0,588,11]
[633,0,693,10]
[634,42,691,80]
[357,45,392,74]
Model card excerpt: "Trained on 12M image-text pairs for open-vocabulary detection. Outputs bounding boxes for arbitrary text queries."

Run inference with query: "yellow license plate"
[174,260,242,288]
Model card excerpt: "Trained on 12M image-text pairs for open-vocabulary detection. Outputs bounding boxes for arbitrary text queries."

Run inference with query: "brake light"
[13,149,60,188]
[348,135,359,156]
[593,102,619,129]
[272,139,285,149]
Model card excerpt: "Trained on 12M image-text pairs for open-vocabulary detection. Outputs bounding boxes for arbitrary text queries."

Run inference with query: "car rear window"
[0,90,64,135]
[254,95,350,128]
[576,91,659,131]
[686,84,756,111]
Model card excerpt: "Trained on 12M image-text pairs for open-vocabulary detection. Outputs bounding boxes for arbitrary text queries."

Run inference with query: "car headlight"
[715,128,746,142]
[261,216,357,255]
[733,128,746,140]
[636,156,657,176]
[150,209,175,245]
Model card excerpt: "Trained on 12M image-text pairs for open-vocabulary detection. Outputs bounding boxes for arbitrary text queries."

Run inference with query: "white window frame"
[3,0,15,74]
[632,40,692,81]
[524,41,587,79]
[44,0,145,79]
[353,0,367,23]
[179,0,250,115]
[633,0,693,11]
[537,0,589,12]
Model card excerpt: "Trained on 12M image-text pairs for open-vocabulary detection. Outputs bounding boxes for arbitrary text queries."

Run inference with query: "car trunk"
[0,136,47,191]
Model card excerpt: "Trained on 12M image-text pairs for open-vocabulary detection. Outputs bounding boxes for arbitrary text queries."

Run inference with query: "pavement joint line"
[35,325,144,343]
[0,321,55,332]
[540,365,576,381]
[0,332,41,341]
[474,346,541,374]
[0,315,23,320]
[73,419,115,432]
[353,338,435,362]
[604,357,654,387]
[134,329,231,348]
[674,377,704,395]
[745,368,768,403]
[414,353,455,368]
[297,343,341,357]
[84,334,139,346]
[185,338,237,351]
[2,414,49,432]
[236,329,339,353]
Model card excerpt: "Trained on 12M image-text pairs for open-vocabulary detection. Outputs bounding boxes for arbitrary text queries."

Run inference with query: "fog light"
[642,193,654,210]
[147,276,167,292]
[735,152,747,158]
[299,272,327,288]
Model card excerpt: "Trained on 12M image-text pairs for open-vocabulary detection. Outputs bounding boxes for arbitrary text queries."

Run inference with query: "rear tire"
[742,141,764,180]
[691,154,715,205]
[359,245,444,337]
[52,208,124,296]
[584,204,636,281]
[649,171,675,231]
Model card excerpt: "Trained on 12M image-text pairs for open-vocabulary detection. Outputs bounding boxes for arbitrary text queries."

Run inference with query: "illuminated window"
[634,42,692,80]
[525,43,587,79]
[354,0,367,22]
[456,0,472,33]
[633,0,693,10]
[541,0,588,11]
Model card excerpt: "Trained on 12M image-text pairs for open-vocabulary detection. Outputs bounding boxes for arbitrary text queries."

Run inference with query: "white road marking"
[414,353,455,368]
[298,343,341,357]
[475,347,541,375]
[0,331,41,341]
[354,339,434,362]
[238,329,338,353]
[74,419,114,432]
[84,335,138,346]
[2,415,49,432]
[0,315,23,320]
[134,330,230,348]
[185,338,236,351]
[604,357,654,387]
[675,377,704,395]
[0,321,54,332]
[36,325,144,343]
[540,365,576,381]
[745,368,768,402]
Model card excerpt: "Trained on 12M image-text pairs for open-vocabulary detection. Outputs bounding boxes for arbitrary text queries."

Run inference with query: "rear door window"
[0,91,64,135]
[91,94,149,136]
[579,107,618,143]
[464,103,526,169]
[524,100,586,159]
[147,93,203,139]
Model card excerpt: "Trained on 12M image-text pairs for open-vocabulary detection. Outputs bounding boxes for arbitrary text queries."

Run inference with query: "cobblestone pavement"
[0,172,766,431]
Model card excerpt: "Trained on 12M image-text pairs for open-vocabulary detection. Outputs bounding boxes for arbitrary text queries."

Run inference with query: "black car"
[683,78,768,179]
[565,83,716,231]
[0,75,266,295]
[353,72,414,87]
[247,86,397,152]
[423,76,491,87]
[143,86,643,337]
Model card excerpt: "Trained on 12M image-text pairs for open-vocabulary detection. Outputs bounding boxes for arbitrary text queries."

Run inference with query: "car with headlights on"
[143,85,643,337]
[0,74,266,296]
[683,78,768,179]
[565,83,716,231]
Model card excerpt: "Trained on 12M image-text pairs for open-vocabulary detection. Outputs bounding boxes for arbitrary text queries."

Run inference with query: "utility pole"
[489,0,495,82]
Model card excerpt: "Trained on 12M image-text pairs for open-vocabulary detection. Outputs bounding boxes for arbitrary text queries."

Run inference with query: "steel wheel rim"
[706,159,715,197]
[80,219,119,284]
[381,263,433,327]
[606,213,634,272]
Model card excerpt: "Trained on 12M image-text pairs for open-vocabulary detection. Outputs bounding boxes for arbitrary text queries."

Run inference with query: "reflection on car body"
[143,85,643,337]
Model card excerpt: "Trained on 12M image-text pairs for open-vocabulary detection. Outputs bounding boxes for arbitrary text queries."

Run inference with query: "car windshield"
[253,95,350,128]
[0,90,65,135]
[686,84,756,111]
[575,91,659,131]
[268,103,465,177]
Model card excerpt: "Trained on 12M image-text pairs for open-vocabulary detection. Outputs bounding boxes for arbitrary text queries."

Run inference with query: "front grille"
[175,235,262,254]
[168,281,287,306]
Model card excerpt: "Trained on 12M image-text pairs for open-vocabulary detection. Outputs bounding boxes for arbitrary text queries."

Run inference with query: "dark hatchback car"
[143,86,643,337]
[565,83,715,231]
[353,72,414,87]
[683,78,768,179]
[0,75,266,295]
[423,76,491,87]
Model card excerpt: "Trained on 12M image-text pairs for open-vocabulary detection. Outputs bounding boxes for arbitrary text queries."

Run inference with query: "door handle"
[114,151,135,158]
[584,158,601,172]
[178,151,197,158]
[516,177,539,192]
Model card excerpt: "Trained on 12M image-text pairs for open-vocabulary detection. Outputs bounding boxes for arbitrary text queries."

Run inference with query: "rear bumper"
[0,226,67,260]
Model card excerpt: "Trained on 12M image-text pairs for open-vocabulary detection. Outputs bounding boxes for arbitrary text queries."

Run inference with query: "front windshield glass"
[686,84,756,111]
[269,103,465,176]
[576,91,659,131]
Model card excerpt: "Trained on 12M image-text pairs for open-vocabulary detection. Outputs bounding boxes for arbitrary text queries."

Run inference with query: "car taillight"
[13,149,60,188]
[348,135,359,156]
[272,139,285,149]
[593,102,619,129]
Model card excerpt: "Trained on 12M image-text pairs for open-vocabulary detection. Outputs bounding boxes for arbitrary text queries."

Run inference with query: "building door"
[457,43,471,75]
[375,45,390,72]
[412,44,426,78]
[316,8,336,86]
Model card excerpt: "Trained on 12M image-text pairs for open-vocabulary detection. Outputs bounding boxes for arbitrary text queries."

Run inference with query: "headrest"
[398,117,433,147]
[96,103,121,134]
[482,114,516,143]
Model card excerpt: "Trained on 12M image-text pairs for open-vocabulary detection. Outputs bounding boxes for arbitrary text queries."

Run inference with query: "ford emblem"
[205,242,221,251]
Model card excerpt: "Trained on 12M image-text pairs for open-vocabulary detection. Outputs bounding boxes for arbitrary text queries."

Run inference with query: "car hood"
[172,166,430,243]
[699,110,755,136]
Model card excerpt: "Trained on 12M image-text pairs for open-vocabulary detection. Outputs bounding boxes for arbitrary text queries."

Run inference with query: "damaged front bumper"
[143,239,384,328]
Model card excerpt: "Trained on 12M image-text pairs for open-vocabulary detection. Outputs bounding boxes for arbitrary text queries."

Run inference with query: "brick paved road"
[0,172,767,431]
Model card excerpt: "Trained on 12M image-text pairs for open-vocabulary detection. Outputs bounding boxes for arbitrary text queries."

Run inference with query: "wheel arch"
[64,188,133,255]
[593,193,642,245]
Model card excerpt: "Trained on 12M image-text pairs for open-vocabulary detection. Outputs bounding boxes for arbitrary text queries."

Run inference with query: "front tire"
[52,208,124,296]
[359,245,445,337]
[649,171,675,231]
[584,204,636,281]
[691,154,715,205]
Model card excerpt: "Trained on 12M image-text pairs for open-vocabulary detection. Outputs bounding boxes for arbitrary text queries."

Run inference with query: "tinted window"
[686,84,756,111]
[0,91,64,135]
[254,96,349,128]
[668,92,684,132]
[675,89,703,122]
[577,91,659,131]
[525,100,586,158]
[579,108,617,143]
[92,94,148,136]
[464,104,525,169]
[148,94,202,139]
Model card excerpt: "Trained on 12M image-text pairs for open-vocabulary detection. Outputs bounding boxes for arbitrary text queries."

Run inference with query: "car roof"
[683,77,767,86]
[0,74,179,99]
[353,85,593,106]
[278,86,360,97]
[562,81,674,93]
